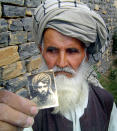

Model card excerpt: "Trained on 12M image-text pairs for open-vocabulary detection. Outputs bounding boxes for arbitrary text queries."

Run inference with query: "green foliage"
[93,65,101,79]
[108,69,117,80]
[93,58,117,105]
[99,68,117,105]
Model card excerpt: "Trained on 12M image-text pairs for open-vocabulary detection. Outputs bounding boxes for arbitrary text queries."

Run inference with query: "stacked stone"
[87,0,117,73]
[0,0,41,97]
[0,0,117,97]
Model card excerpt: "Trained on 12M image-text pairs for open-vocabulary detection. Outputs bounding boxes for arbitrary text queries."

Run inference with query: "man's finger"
[0,121,23,131]
[0,103,34,128]
[0,90,38,116]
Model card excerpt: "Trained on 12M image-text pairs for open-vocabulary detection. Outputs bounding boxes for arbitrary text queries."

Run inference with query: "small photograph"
[28,70,59,109]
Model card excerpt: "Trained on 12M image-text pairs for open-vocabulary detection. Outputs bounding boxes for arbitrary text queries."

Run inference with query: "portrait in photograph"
[28,70,59,109]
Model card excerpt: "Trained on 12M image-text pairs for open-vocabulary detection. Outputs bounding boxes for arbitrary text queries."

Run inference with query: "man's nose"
[56,51,68,68]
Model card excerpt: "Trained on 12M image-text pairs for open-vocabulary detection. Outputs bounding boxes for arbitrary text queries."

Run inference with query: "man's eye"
[66,48,80,54]
[46,47,58,53]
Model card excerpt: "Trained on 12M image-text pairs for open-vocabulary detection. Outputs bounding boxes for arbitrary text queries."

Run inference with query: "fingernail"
[30,106,38,115]
[26,117,34,127]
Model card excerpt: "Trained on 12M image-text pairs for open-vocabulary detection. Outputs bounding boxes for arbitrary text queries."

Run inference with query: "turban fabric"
[33,0,109,60]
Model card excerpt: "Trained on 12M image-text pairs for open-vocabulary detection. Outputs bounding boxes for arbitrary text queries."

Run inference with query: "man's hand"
[0,90,38,130]
[0,121,22,131]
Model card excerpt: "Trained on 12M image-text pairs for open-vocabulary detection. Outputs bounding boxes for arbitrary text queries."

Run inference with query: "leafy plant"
[108,69,117,80]
[93,65,101,79]
[99,68,117,105]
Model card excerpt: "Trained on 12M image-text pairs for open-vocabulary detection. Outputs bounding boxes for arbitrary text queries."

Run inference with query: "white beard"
[52,72,89,115]
[39,55,89,115]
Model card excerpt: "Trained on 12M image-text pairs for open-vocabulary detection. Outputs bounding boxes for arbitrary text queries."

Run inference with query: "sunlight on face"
[41,28,86,77]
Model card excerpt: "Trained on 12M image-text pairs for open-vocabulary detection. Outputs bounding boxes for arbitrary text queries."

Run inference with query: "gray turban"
[33,0,109,59]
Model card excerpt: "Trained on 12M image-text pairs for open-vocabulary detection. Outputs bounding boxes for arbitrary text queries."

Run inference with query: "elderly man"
[0,0,117,131]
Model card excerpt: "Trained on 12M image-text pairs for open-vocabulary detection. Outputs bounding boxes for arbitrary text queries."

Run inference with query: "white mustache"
[53,66,76,75]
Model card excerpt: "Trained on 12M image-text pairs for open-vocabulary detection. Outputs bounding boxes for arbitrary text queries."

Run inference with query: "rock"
[19,42,39,60]
[9,31,27,45]
[0,46,20,67]
[26,55,42,72]
[0,0,24,6]
[94,0,100,3]
[0,19,8,32]
[0,3,2,17]
[25,0,41,8]
[3,5,26,18]
[27,31,34,42]
[97,60,101,67]
[26,8,34,16]
[22,17,33,31]
[26,9,32,16]
[3,76,28,93]
[0,32,9,47]
[0,61,26,80]
[8,19,23,31]
[94,4,100,11]
[114,1,117,8]
[102,10,107,14]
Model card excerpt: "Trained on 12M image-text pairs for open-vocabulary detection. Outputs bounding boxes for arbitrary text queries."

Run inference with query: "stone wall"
[0,0,117,97]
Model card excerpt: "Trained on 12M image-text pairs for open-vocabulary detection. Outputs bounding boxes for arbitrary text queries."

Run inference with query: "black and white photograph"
[28,70,59,109]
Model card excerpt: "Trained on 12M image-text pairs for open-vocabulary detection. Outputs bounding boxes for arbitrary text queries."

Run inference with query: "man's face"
[37,82,48,96]
[41,28,85,77]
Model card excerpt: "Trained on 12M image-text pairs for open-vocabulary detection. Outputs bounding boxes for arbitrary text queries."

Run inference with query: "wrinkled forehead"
[43,28,86,49]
